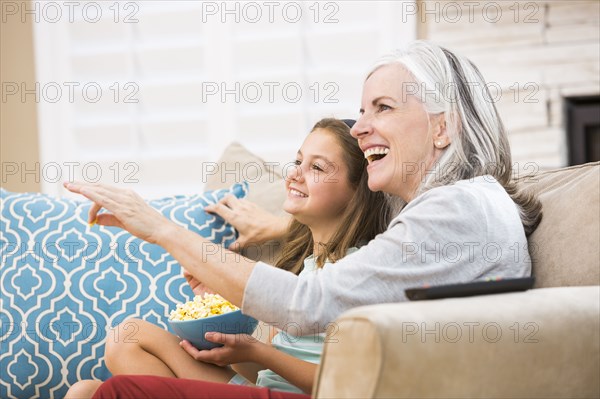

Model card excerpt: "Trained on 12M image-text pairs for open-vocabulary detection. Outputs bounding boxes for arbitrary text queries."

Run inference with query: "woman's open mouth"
[364,147,390,165]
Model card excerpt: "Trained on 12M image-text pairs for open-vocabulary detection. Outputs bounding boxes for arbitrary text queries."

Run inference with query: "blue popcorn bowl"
[168,310,259,350]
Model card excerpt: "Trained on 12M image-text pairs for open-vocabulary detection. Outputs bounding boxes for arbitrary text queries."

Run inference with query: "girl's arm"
[230,362,262,384]
[182,333,318,394]
[204,196,291,249]
[229,325,280,383]
[252,343,318,394]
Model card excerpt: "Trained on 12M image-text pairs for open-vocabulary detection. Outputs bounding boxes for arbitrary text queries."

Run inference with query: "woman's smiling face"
[350,64,447,202]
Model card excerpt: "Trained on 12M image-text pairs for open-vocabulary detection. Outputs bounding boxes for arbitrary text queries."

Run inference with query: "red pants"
[91,375,312,399]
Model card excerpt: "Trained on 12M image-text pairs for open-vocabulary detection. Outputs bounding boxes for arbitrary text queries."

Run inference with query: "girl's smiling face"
[350,64,448,202]
[283,128,355,236]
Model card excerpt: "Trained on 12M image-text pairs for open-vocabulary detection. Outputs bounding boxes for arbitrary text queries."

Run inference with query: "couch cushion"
[315,286,600,398]
[204,142,287,264]
[517,162,600,288]
[0,183,247,399]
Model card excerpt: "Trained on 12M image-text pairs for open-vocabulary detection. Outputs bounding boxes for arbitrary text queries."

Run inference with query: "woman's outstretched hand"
[204,195,290,251]
[179,333,265,366]
[63,181,173,244]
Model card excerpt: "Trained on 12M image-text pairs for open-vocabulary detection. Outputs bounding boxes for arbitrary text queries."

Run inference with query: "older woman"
[65,41,541,398]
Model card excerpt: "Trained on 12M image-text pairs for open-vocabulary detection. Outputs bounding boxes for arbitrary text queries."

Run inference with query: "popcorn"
[169,293,238,321]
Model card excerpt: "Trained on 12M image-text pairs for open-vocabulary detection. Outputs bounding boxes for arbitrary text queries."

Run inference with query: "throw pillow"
[0,182,247,399]
[204,142,287,264]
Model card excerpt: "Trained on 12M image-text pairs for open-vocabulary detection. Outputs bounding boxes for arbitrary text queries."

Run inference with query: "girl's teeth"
[290,189,307,198]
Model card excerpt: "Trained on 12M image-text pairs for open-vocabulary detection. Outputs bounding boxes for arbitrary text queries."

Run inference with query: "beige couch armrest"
[314,286,600,399]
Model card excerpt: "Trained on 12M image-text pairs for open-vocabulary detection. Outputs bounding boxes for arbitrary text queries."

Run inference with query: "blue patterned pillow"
[0,183,248,399]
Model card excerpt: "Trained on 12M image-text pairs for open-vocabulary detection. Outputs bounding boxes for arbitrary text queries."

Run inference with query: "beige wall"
[1,1,598,194]
[0,0,41,192]
[418,0,600,171]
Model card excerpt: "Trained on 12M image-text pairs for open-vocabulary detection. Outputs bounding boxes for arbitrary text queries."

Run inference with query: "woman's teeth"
[364,147,390,164]
[289,188,308,198]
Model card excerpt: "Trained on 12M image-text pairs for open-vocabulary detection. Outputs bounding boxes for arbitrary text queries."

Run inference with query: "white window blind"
[33,0,416,198]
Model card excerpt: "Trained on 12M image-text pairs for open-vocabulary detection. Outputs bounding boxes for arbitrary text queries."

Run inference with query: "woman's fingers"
[63,181,88,194]
[65,182,119,209]
[65,182,118,223]
[88,201,103,224]
[95,214,125,229]
[65,181,112,197]
[64,181,171,243]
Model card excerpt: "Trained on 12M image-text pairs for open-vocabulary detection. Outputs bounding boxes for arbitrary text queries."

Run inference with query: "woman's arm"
[65,180,521,334]
[63,182,256,307]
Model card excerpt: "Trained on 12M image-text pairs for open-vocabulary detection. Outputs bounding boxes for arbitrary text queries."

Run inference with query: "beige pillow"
[517,162,600,288]
[205,142,287,264]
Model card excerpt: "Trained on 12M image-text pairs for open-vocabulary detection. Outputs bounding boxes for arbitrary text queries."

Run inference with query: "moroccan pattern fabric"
[0,183,247,398]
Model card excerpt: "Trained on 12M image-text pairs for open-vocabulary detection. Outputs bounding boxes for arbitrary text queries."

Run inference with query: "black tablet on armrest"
[405,277,535,301]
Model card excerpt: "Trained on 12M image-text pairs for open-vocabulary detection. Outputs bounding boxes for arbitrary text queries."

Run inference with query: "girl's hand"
[63,181,174,244]
[204,195,290,251]
[179,333,265,366]
[183,269,213,296]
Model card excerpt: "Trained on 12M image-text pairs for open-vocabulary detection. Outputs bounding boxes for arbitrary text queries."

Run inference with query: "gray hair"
[368,41,541,235]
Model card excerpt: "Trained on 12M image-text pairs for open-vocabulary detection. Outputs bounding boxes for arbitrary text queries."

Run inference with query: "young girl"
[65,118,393,398]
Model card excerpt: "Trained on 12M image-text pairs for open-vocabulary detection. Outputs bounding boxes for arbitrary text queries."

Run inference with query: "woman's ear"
[432,113,450,149]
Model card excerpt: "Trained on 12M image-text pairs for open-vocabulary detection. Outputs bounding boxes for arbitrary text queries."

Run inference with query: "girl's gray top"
[242,176,531,333]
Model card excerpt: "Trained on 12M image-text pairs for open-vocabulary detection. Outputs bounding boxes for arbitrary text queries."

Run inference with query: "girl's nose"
[285,163,304,183]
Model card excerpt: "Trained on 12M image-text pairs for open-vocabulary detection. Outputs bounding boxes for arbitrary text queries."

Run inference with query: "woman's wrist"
[151,218,182,246]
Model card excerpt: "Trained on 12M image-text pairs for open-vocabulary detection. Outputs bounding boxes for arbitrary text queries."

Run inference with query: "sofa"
[314,161,600,398]
[1,142,598,398]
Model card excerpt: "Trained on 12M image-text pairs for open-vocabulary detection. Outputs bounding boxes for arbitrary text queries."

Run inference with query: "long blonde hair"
[275,118,394,274]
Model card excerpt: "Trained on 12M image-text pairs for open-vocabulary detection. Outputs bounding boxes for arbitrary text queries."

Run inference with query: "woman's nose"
[350,114,372,139]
